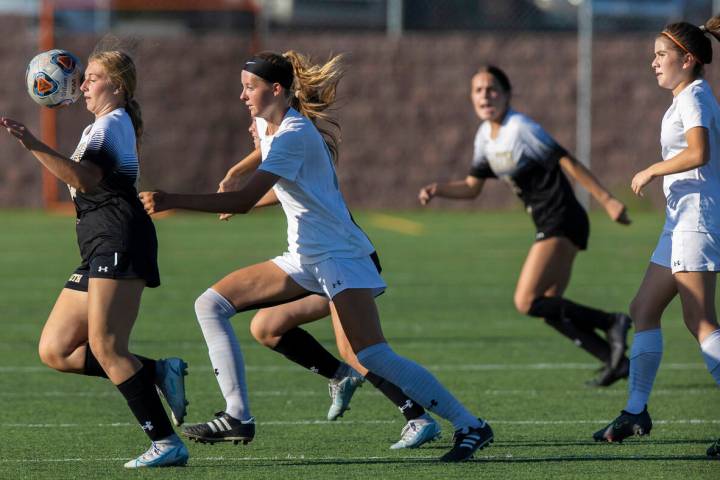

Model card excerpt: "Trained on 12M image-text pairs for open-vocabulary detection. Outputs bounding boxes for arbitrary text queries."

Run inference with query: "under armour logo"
[673,260,681,267]
[141,421,154,431]
[214,368,219,376]
[399,399,414,413]
[97,266,109,273]
[332,280,343,289]
[310,366,319,374]
[429,399,438,408]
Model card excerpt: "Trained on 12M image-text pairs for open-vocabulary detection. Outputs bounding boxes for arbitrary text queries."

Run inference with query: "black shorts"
[64,251,160,292]
[534,206,590,250]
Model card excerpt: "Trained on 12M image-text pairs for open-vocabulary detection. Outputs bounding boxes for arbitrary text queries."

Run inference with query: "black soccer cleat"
[586,356,629,387]
[440,420,493,462]
[707,438,720,457]
[607,313,632,371]
[593,407,652,443]
[182,411,255,445]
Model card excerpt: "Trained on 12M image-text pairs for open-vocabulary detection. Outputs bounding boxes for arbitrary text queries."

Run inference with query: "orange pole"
[39,0,59,208]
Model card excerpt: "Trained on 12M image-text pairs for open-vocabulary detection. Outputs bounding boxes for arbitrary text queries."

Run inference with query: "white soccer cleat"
[156,357,189,426]
[390,414,442,449]
[327,369,364,421]
[123,438,189,468]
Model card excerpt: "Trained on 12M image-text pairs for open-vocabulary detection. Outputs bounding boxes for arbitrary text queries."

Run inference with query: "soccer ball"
[26,49,83,108]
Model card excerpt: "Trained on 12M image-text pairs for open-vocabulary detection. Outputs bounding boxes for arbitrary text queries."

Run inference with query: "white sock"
[194,288,251,421]
[356,342,481,431]
[700,329,720,386]
[625,329,663,414]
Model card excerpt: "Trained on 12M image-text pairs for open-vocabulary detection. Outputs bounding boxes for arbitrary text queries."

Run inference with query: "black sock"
[116,365,174,441]
[528,296,614,331]
[543,316,610,363]
[365,371,426,421]
[84,344,157,380]
[272,328,341,379]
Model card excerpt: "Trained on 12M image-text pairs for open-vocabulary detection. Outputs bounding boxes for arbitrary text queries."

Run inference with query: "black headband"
[243,57,293,89]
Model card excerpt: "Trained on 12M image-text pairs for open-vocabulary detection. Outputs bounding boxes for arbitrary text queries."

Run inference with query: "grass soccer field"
[0,209,718,479]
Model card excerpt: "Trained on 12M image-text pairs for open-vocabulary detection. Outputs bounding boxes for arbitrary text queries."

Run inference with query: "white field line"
[0,362,707,374]
[2,419,719,429]
[0,452,715,464]
[0,387,715,399]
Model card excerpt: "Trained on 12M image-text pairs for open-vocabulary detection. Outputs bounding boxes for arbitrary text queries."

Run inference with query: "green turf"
[0,209,718,479]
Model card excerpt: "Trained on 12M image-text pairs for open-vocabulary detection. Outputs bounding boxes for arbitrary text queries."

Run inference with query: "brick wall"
[2,17,717,211]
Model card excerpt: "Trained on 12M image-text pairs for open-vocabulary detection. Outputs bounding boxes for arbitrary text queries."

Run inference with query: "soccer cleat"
[593,407,652,443]
[327,371,364,421]
[155,357,189,426]
[123,439,189,468]
[586,356,629,387]
[607,313,632,371]
[182,411,255,445]
[440,420,493,462]
[707,438,720,457]
[390,414,441,449]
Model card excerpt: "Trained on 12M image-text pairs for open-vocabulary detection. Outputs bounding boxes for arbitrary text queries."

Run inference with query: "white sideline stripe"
[0,362,707,374]
[1,387,715,400]
[3,419,719,429]
[0,452,713,464]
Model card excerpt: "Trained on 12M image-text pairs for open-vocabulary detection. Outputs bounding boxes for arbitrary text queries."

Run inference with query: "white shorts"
[650,230,720,273]
[271,252,387,299]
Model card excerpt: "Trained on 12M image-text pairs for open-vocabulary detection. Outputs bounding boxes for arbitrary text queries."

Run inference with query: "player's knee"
[38,341,67,371]
[514,293,533,315]
[249,314,280,348]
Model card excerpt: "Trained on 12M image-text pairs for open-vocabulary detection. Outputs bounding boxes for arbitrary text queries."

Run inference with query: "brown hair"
[660,15,720,76]
[476,65,512,94]
[252,50,344,162]
[89,50,143,151]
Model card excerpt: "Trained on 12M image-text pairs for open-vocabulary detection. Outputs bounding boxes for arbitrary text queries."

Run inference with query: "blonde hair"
[89,50,143,152]
[254,50,344,162]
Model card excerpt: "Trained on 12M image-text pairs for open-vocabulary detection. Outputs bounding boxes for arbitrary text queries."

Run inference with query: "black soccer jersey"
[68,108,159,283]
[468,109,585,233]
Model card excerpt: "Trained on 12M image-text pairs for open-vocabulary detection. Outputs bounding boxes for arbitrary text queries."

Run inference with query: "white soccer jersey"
[256,108,374,264]
[660,79,720,233]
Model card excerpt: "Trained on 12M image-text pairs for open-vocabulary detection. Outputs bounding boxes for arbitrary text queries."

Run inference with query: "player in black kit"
[1,49,188,468]
[418,65,632,386]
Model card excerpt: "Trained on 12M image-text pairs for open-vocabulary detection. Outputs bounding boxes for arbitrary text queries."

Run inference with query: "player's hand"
[138,190,169,215]
[604,197,631,225]
[418,183,437,205]
[631,169,655,197]
[1,117,40,150]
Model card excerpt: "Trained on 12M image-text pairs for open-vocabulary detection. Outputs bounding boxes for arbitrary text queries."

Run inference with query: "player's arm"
[559,155,630,225]
[1,117,102,192]
[418,176,484,205]
[631,126,708,196]
[218,148,262,193]
[140,170,279,215]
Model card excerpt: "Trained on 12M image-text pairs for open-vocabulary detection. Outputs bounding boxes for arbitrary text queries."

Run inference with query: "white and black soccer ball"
[26,49,83,108]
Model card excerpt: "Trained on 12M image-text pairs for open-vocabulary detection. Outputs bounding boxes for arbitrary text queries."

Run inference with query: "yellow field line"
[368,213,424,236]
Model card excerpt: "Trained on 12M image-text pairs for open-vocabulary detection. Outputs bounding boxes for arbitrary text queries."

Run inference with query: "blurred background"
[2,0,720,211]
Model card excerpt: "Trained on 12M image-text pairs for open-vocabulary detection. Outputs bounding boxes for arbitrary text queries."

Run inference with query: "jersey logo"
[97,266,109,273]
[68,273,84,283]
[331,280,343,289]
